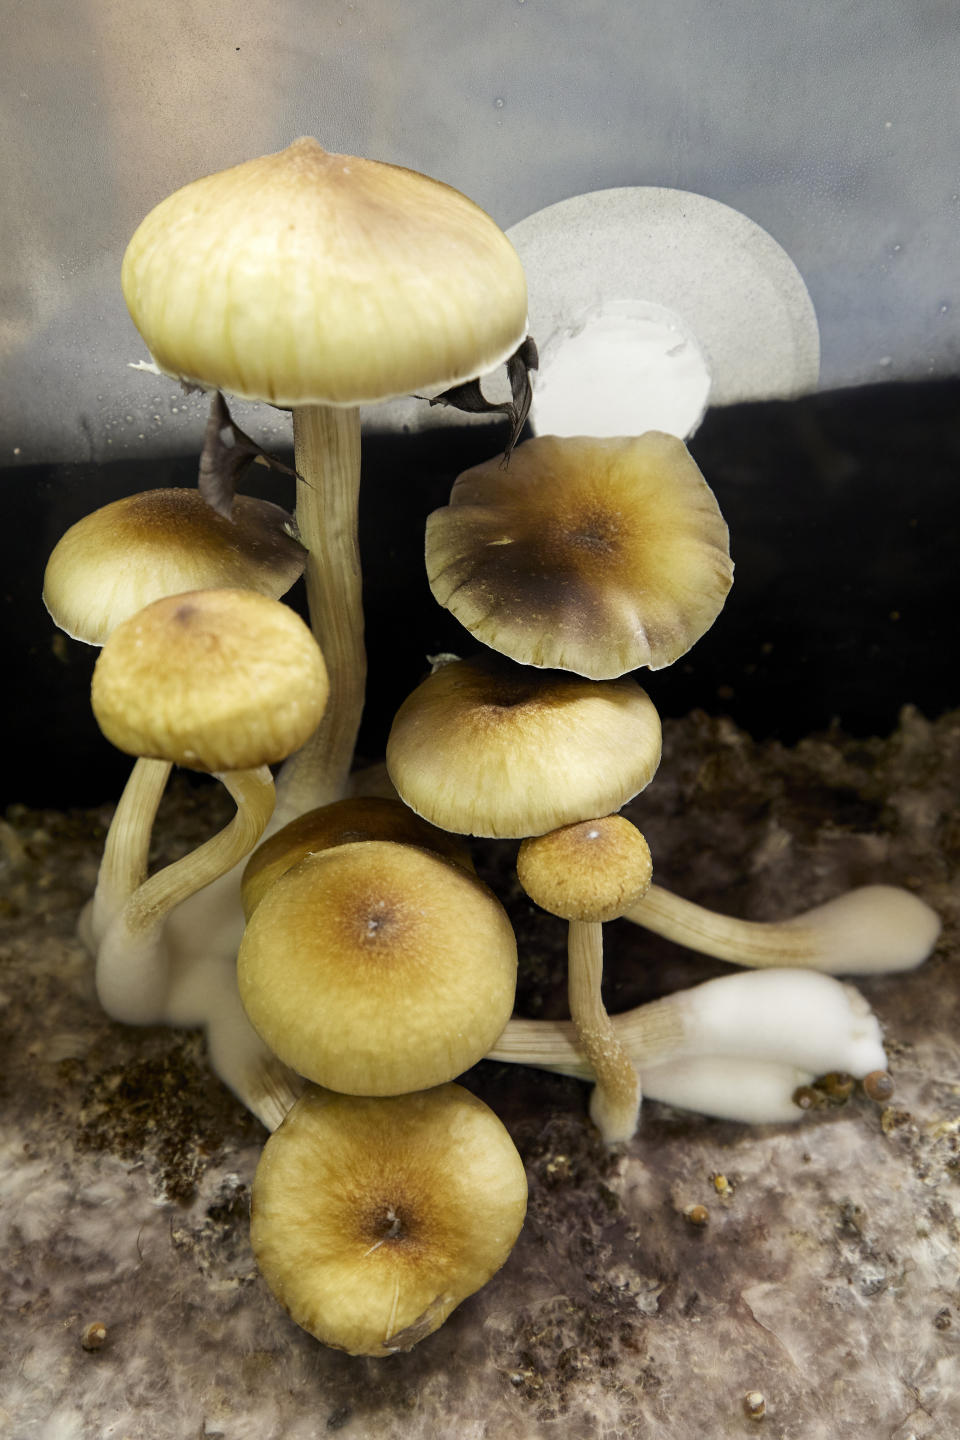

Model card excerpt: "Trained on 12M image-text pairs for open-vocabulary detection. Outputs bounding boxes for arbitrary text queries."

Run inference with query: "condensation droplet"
[494,97,505,109]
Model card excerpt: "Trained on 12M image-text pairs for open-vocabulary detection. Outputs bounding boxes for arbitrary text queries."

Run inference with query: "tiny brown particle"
[81,1321,108,1352]
[744,1390,766,1419]
[684,1203,709,1227]
[863,1070,895,1103]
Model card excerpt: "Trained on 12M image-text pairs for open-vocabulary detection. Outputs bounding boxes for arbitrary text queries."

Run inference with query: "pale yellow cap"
[91,588,328,772]
[43,488,305,646]
[386,656,662,838]
[426,432,733,677]
[238,840,517,1094]
[122,138,528,407]
[251,1084,528,1356]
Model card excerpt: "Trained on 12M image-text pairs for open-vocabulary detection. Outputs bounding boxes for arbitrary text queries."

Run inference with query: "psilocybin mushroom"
[250,1084,528,1356]
[517,815,654,1143]
[238,840,517,1094]
[122,138,529,815]
[425,432,733,678]
[386,654,662,838]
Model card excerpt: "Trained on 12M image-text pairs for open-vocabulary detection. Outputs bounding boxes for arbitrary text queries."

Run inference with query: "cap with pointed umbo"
[425,431,733,679]
[121,136,531,812]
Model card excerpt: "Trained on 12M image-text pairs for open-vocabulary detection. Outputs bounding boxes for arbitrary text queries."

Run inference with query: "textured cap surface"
[91,588,328,772]
[122,138,528,406]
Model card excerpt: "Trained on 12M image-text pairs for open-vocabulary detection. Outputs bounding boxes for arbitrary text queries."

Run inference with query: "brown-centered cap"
[250,1084,528,1356]
[91,588,328,772]
[517,815,653,922]
[425,432,733,678]
[122,137,528,408]
[237,840,517,1095]
[385,655,662,838]
[241,795,474,919]
[43,488,305,646]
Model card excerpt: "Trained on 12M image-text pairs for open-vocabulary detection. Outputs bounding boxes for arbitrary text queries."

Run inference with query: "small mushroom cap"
[122,137,528,407]
[91,588,328,772]
[386,656,662,838]
[518,815,653,922]
[237,840,517,1094]
[425,432,733,677]
[251,1084,528,1356]
[43,488,305,645]
[241,795,474,919]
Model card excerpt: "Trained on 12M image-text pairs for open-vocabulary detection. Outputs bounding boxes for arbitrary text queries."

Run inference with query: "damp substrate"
[1,706,958,1440]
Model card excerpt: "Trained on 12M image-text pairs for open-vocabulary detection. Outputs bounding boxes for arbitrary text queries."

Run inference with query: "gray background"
[3,0,958,465]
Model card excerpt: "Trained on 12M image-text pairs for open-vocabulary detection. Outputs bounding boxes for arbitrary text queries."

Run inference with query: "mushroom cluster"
[43,139,941,1356]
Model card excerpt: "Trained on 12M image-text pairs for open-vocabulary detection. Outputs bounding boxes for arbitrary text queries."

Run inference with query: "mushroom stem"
[567,919,641,1145]
[95,765,275,1024]
[624,882,941,974]
[490,969,887,1088]
[275,405,364,824]
[79,757,173,952]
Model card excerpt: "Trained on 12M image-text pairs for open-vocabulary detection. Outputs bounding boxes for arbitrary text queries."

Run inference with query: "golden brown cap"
[122,138,528,407]
[91,588,328,772]
[251,1084,528,1356]
[237,840,517,1094]
[241,795,474,919]
[43,488,305,646]
[517,815,653,922]
[385,656,662,838]
[425,432,733,677]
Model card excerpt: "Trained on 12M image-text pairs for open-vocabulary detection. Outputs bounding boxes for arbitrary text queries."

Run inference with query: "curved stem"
[567,919,641,1144]
[624,882,940,974]
[275,405,364,824]
[95,766,275,1024]
[80,757,173,952]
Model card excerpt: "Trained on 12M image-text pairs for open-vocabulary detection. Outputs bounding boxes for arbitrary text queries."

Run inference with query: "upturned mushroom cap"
[237,840,517,1094]
[425,432,733,677]
[91,588,328,772]
[121,137,528,407]
[43,488,305,645]
[241,795,474,918]
[518,815,653,922]
[386,656,662,838]
[250,1084,528,1356]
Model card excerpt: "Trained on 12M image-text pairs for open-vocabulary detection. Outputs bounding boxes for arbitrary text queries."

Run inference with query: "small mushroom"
[386,655,662,838]
[250,1084,528,1356]
[517,816,653,1144]
[91,589,328,1029]
[238,840,517,1095]
[425,432,733,678]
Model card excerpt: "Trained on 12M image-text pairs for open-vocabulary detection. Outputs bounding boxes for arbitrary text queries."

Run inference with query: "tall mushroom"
[121,138,529,819]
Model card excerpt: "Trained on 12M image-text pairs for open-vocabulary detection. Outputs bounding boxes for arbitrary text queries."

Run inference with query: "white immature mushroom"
[121,137,528,818]
[517,816,653,1144]
[90,588,328,1123]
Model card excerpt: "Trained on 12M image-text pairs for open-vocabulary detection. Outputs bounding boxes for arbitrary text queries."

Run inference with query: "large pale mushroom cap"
[122,138,528,407]
[91,588,328,772]
[43,488,305,645]
[386,656,662,838]
[251,1084,528,1356]
[241,795,474,919]
[426,432,733,677]
[237,840,517,1094]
